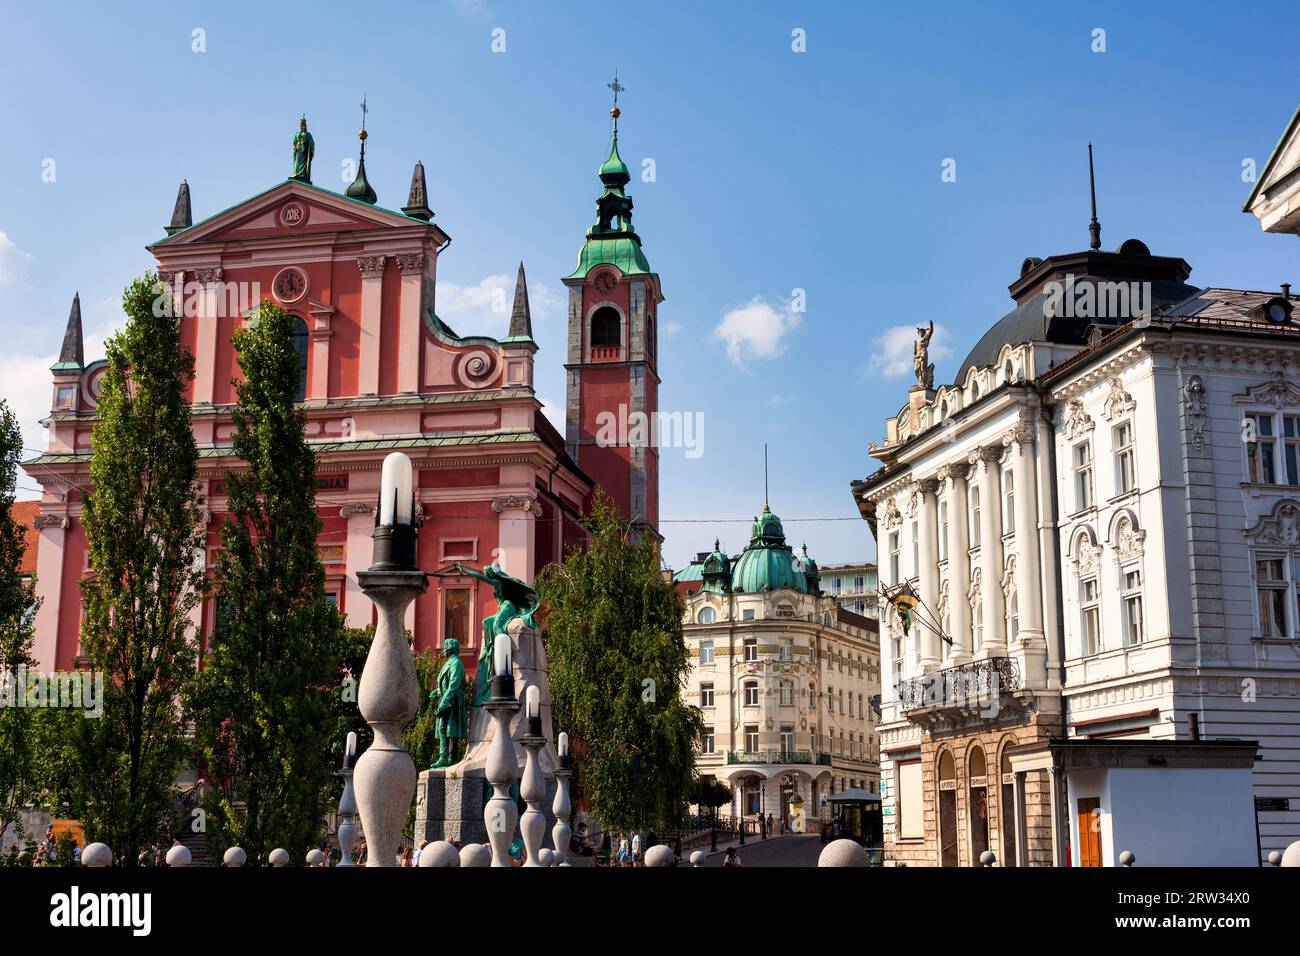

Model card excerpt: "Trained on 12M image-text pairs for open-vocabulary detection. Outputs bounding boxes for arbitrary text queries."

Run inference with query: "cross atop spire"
[346,94,378,205]
[607,69,626,119]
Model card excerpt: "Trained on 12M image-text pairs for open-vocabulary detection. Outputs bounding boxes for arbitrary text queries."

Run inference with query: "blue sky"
[1,1,1297,570]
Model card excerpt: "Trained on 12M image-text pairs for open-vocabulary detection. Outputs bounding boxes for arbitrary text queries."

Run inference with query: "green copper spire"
[569,73,653,280]
[345,96,378,205]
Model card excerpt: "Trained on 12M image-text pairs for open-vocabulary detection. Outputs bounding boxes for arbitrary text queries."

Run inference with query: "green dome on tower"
[730,505,815,594]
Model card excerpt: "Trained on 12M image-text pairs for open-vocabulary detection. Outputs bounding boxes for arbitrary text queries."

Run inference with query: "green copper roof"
[570,236,652,279]
[673,563,703,583]
[731,506,815,595]
[599,129,630,184]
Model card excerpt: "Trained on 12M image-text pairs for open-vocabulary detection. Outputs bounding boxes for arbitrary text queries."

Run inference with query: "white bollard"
[417,841,460,867]
[459,844,491,868]
[82,843,112,868]
[223,847,247,867]
[818,839,868,867]
[165,845,191,868]
[644,844,675,867]
[268,847,290,867]
[979,850,996,867]
[306,848,326,867]
[690,850,705,867]
[1118,850,1136,867]
[1280,841,1300,867]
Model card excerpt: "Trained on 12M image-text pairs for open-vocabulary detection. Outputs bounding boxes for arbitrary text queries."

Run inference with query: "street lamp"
[353,452,426,868]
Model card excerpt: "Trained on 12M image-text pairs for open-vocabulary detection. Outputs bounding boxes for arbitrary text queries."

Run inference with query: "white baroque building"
[853,209,1300,865]
[673,506,881,828]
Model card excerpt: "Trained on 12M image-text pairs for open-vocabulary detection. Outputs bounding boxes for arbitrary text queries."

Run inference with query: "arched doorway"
[937,750,958,867]
[968,746,989,864]
[999,748,1017,867]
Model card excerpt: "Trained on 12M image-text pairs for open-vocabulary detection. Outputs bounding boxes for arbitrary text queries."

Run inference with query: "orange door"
[1076,798,1102,867]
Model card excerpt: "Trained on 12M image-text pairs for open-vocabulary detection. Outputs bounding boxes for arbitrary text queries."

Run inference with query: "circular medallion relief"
[593,270,617,295]
[273,267,309,304]
[278,201,309,228]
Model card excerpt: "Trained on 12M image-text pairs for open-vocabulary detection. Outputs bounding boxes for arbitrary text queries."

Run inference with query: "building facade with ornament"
[853,131,1300,865]
[23,104,662,676]
[673,506,881,828]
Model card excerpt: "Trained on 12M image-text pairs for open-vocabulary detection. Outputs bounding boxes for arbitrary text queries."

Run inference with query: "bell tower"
[564,76,662,539]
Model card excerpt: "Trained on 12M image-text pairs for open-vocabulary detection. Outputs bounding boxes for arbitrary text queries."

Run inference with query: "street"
[702,834,826,867]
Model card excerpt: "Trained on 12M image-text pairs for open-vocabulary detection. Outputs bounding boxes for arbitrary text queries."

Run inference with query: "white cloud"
[864,322,955,379]
[435,272,560,339]
[662,320,682,337]
[0,231,32,286]
[712,295,801,365]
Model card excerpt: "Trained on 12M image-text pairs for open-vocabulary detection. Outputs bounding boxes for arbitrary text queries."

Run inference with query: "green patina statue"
[453,561,540,706]
[430,638,467,769]
[290,116,314,183]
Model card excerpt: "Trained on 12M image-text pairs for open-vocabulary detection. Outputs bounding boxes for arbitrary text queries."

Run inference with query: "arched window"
[999,748,1018,867]
[697,606,716,625]
[291,315,309,401]
[937,750,958,867]
[968,746,989,862]
[590,306,621,348]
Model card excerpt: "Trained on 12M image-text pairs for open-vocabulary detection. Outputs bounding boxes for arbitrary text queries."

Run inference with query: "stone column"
[976,446,1006,657]
[1007,424,1043,648]
[31,514,68,671]
[396,253,425,394]
[916,479,941,671]
[357,256,386,396]
[940,463,971,664]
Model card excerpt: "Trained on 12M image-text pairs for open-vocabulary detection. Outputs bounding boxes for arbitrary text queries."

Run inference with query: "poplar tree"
[190,301,351,864]
[75,275,205,865]
[536,493,704,833]
[0,400,40,854]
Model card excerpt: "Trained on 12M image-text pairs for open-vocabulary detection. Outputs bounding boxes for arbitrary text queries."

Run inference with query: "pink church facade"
[24,112,662,673]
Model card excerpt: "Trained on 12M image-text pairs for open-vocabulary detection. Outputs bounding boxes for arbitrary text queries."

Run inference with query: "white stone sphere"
[306,848,326,866]
[460,844,491,868]
[1118,850,1136,867]
[268,847,290,867]
[1280,841,1300,867]
[165,845,191,867]
[82,842,112,868]
[223,847,247,867]
[644,844,675,867]
[417,841,460,867]
[1268,850,1282,866]
[979,850,996,866]
[538,848,555,867]
[690,850,705,867]
[818,839,869,868]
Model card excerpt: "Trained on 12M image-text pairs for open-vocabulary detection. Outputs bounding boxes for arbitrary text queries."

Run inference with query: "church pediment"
[149,179,440,249]
[1244,106,1300,233]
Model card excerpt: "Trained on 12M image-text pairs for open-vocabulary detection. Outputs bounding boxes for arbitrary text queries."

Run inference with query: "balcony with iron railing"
[726,750,834,767]
[895,656,1024,724]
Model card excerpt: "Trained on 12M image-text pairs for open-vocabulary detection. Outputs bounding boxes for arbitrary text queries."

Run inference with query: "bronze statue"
[430,638,467,769]
[291,116,315,183]
[914,320,935,390]
[452,562,540,705]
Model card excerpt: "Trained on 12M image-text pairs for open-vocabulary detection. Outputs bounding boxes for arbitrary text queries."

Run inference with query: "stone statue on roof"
[291,116,315,184]
[914,320,935,390]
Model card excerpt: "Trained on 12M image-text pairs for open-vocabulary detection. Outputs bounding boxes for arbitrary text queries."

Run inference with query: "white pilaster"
[977,446,1006,657]
[357,256,386,397]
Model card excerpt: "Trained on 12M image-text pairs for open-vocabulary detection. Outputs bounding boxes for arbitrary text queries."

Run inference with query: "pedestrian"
[631,829,642,867]
[766,813,774,835]
[413,841,428,867]
[722,847,742,868]
[617,832,630,867]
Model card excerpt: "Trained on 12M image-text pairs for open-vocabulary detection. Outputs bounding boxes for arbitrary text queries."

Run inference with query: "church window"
[591,306,621,348]
[444,589,471,648]
[697,606,716,625]
[291,315,309,401]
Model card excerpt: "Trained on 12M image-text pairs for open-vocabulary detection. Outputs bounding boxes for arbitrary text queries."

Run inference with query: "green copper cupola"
[345,97,378,205]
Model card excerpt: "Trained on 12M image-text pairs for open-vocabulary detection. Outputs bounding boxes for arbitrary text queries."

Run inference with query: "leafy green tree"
[536,492,704,833]
[0,400,41,851]
[73,274,206,866]
[189,301,352,865]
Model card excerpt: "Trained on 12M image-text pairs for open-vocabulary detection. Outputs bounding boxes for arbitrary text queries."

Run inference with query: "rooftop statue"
[914,319,935,390]
[453,562,540,706]
[291,116,315,183]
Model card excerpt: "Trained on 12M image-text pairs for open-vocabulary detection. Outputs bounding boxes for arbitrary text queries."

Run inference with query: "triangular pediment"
[149,179,435,249]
